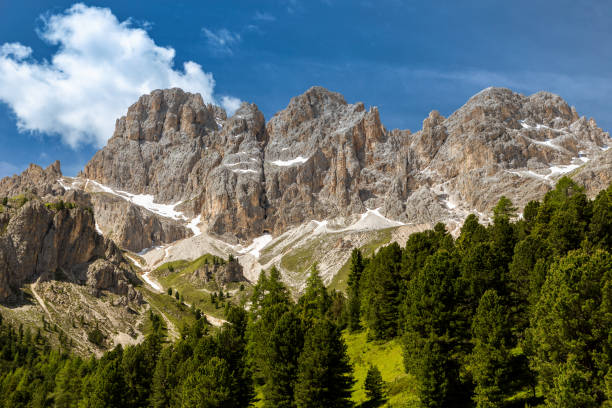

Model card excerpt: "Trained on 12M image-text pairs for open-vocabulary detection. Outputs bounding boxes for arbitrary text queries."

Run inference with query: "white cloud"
[0,3,241,148]
[202,28,241,55]
[253,11,276,22]
[221,96,242,116]
[0,43,32,60]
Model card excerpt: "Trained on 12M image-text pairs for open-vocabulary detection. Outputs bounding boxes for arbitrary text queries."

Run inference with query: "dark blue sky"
[1,0,611,177]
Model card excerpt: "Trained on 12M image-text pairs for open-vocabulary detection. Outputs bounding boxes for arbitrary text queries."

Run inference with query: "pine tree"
[294,319,354,408]
[469,290,512,408]
[402,249,471,406]
[246,267,292,386]
[347,248,364,332]
[361,243,402,340]
[81,346,126,408]
[457,214,488,252]
[528,249,611,406]
[364,365,385,403]
[181,357,233,408]
[297,264,331,326]
[587,184,612,249]
[263,309,303,408]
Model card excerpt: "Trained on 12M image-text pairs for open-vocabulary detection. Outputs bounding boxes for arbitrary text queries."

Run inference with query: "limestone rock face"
[192,259,246,286]
[411,88,609,214]
[201,103,268,239]
[90,193,188,252]
[83,88,225,203]
[0,199,136,303]
[58,86,612,246]
[572,148,612,196]
[264,86,392,233]
[0,161,64,198]
[82,88,269,242]
[0,161,191,252]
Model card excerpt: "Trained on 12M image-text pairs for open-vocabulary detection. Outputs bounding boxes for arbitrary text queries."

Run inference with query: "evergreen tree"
[587,184,612,249]
[347,248,365,332]
[150,346,177,408]
[216,306,254,407]
[528,249,611,406]
[294,319,354,408]
[246,267,292,386]
[297,264,331,326]
[469,290,512,408]
[263,309,303,408]
[412,338,457,408]
[493,195,517,219]
[364,365,385,403]
[402,250,471,406]
[361,243,402,340]
[80,346,126,408]
[181,357,233,408]
[457,214,488,252]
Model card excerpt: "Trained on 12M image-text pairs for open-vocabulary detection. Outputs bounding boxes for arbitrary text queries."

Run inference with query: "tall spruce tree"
[361,243,402,340]
[294,319,354,408]
[264,309,303,408]
[469,289,512,408]
[347,248,365,332]
[402,249,471,406]
[364,365,385,403]
[528,249,611,407]
[180,357,233,408]
[297,264,331,326]
[246,267,292,385]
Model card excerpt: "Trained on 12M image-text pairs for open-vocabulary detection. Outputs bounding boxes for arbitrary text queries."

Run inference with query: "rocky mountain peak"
[274,86,348,126]
[0,160,63,198]
[111,87,222,143]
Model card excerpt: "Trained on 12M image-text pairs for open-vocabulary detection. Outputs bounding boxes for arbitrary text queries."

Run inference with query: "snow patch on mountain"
[269,156,309,166]
[187,215,202,236]
[86,179,186,221]
[238,234,273,258]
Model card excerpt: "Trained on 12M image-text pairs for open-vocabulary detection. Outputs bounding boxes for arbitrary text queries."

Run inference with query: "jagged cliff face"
[0,199,138,303]
[83,88,269,241]
[81,86,610,245]
[0,161,64,198]
[5,86,609,255]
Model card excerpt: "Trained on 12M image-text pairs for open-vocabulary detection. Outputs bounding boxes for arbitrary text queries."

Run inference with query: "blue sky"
[1,0,611,177]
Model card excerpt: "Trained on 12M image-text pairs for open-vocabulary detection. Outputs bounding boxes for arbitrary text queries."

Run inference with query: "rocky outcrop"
[74,86,611,245]
[0,161,192,252]
[90,193,188,252]
[0,198,138,303]
[572,148,612,196]
[192,259,246,286]
[83,88,270,242]
[83,88,225,203]
[0,161,64,198]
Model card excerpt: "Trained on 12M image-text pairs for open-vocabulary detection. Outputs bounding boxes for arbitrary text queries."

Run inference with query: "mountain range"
[0,85,610,351]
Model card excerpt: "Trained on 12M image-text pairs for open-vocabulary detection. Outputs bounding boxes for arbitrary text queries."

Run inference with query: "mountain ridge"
[1,85,610,291]
[80,86,610,243]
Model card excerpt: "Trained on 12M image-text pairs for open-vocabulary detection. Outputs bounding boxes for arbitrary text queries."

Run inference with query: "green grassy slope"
[344,330,419,407]
[151,254,253,320]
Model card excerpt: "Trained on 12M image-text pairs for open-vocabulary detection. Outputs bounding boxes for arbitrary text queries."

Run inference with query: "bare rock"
[0,198,136,303]
[79,86,611,244]
[0,160,63,198]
